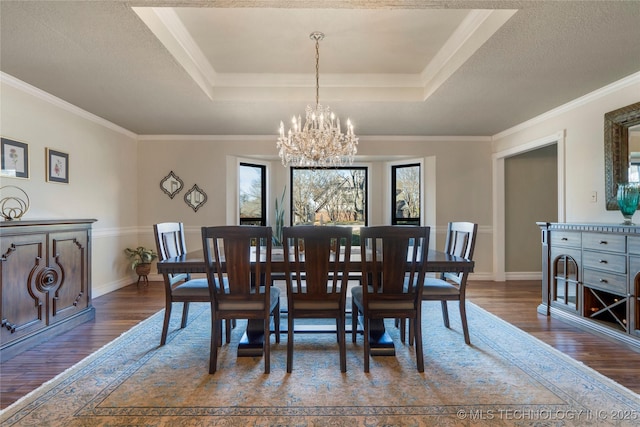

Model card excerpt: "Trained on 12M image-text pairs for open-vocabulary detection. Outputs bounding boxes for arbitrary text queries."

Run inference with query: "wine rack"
[583,286,628,332]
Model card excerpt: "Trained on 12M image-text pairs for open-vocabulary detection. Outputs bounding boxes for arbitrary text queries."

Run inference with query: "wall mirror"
[184,184,207,212]
[160,171,184,199]
[604,102,640,210]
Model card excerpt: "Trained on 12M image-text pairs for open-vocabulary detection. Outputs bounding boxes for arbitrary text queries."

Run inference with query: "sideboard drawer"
[582,233,626,253]
[551,231,581,248]
[583,250,626,274]
[583,268,628,295]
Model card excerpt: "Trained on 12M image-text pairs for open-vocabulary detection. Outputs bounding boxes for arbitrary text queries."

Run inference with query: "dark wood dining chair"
[154,222,213,346]
[351,225,430,372]
[421,221,478,345]
[201,225,280,374]
[282,225,352,373]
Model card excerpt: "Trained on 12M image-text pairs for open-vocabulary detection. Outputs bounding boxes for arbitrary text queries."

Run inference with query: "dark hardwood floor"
[1,280,639,409]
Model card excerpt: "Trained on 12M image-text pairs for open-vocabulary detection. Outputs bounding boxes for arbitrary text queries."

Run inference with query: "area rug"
[1,302,638,426]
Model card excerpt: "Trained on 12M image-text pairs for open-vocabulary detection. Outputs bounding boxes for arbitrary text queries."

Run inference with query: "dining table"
[157,247,474,356]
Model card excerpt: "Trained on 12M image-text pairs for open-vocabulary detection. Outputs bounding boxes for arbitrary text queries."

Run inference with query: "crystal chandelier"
[277,32,358,167]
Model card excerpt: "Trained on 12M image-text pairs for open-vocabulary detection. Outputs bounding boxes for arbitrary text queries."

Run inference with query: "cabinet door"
[48,230,90,324]
[0,233,48,346]
[630,256,640,337]
[551,247,581,313]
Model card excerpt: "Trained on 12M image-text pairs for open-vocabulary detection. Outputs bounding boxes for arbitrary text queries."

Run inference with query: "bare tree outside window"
[239,163,266,225]
[392,164,420,225]
[290,167,367,227]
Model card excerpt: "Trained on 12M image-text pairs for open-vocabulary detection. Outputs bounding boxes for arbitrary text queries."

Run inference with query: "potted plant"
[124,246,158,276]
[273,186,286,246]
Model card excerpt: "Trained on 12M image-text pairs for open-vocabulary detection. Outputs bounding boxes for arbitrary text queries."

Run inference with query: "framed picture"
[1,137,29,179]
[46,148,69,183]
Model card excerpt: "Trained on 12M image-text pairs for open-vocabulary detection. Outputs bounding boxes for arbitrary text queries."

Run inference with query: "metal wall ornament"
[160,171,184,199]
[184,184,207,212]
[0,185,30,221]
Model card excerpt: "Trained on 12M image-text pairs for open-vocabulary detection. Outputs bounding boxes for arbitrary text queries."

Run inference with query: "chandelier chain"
[315,37,320,108]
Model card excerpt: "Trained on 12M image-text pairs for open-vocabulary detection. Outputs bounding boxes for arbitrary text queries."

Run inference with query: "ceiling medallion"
[277,32,358,167]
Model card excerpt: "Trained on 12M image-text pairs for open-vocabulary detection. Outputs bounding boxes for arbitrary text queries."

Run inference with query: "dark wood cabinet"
[538,222,640,350]
[1,219,96,361]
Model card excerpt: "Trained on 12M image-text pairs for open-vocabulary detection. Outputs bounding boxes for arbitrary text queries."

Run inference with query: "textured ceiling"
[1,0,639,137]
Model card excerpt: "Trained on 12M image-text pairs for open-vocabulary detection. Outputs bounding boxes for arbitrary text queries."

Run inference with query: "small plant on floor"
[124,246,158,271]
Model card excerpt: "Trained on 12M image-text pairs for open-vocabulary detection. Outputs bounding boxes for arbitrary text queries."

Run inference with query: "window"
[290,167,367,227]
[239,162,266,225]
[391,163,421,225]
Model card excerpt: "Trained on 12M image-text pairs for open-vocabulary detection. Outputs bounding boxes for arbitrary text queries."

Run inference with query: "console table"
[0,219,96,361]
[538,222,640,350]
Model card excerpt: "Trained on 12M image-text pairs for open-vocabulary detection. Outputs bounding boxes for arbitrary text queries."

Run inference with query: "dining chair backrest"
[201,225,272,312]
[200,225,278,374]
[441,222,478,285]
[154,222,190,286]
[359,225,430,304]
[282,225,352,303]
[282,225,353,373]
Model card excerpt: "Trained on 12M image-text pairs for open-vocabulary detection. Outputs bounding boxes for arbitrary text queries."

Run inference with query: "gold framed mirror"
[604,102,640,210]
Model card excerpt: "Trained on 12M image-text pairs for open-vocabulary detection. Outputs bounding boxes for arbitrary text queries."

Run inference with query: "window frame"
[239,162,267,226]
[391,162,421,226]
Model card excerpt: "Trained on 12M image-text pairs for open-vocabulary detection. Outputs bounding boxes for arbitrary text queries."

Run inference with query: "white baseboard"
[504,271,542,281]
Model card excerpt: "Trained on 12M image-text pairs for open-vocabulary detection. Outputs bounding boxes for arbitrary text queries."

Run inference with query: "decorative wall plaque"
[184,184,207,212]
[160,171,184,199]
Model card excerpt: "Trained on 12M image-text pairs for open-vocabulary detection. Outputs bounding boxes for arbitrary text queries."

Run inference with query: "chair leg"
[399,318,406,344]
[414,313,424,373]
[460,299,470,345]
[338,315,346,373]
[225,319,231,344]
[274,301,281,344]
[351,300,358,343]
[440,300,450,328]
[408,317,415,346]
[264,316,271,374]
[287,314,294,373]
[160,302,172,346]
[209,314,219,374]
[181,302,190,329]
[363,317,370,373]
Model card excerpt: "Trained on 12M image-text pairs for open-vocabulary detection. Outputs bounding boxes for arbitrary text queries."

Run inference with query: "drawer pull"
[598,259,608,264]
[561,237,568,241]
[599,241,608,244]
[599,279,609,283]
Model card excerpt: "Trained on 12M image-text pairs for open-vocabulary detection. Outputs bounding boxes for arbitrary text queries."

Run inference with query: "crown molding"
[493,71,640,140]
[1,72,137,140]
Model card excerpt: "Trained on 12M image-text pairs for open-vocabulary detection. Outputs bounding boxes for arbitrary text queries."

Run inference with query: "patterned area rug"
[1,301,638,426]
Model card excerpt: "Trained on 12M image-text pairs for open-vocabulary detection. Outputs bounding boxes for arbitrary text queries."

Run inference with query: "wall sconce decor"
[0,185,30,220]
[160,171,184,199]
[184,184,207,212]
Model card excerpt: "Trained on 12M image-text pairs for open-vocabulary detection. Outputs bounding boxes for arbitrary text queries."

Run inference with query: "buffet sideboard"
[0,219,96,361]
[538,222,640,350]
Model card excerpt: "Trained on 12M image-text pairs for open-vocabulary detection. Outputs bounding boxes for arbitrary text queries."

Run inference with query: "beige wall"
[493,77,640,225]
[1,78,140,297]
[505,145,557,272]
[136,136,494,278]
